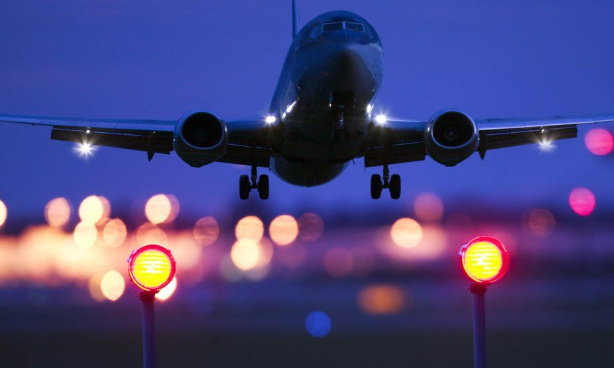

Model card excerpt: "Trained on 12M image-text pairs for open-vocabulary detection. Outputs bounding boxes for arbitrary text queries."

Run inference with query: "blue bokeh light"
[305,311,331,338]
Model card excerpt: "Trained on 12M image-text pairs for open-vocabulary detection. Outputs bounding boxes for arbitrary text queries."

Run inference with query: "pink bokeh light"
[569,187,596,216]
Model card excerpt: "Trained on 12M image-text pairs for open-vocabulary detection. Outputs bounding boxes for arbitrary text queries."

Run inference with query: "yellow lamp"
[459,236,509,285]
[128,244,176,293]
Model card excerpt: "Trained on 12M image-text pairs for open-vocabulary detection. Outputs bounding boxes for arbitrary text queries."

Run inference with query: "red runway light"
[128,244,176,293]
[459,236,509,285]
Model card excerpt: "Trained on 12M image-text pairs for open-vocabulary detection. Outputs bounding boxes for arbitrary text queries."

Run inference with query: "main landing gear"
[371,164,401,200]
[240,165,269,200]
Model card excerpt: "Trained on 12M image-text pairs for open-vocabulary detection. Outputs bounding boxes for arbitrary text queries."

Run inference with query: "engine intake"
[424,110,479,166]
[174,111,228,167]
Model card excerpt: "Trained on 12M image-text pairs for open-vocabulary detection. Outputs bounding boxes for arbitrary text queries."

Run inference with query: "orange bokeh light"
[235,216,264,242]
[269,215,299,246]
[45,197,71,228]
[358,284,406,315]
[145,194,179,225]
[192,216,219,247]
[413,193,444,222]
[0,200,6,228]
[100,270,125,302]
[390,218,423,248]
[155,277,178,301]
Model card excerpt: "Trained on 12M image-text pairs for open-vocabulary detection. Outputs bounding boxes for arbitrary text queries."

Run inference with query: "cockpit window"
[345,22,365,32]
[310,21,370,39]
[322,22,344,32]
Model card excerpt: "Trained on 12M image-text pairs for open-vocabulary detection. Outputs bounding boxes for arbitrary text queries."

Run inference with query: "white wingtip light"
[75,142,96,158]
[538,140,555,153]
[375,114,388,126]
[265,115,277,125]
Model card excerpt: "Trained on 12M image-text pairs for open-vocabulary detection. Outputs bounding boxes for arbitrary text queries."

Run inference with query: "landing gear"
[239,165,269,200]
[370,165,401,199]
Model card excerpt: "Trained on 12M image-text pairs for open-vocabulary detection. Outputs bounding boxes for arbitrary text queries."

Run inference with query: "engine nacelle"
[424,110,479,166]
[173,110,228,167]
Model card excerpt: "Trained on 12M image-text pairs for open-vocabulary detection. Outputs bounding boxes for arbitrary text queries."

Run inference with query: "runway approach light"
[459,236,509,368]
[459,236,509,285]
[128,244,176,293]
[374,114,387,126]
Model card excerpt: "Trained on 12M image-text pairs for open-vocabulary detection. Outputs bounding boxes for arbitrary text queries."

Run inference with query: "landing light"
[375,114,387,126]
[265,115,277,125]
[459,236,509,285]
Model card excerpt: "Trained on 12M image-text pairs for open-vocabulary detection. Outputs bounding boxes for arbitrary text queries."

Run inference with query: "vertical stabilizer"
[292,0,299,39]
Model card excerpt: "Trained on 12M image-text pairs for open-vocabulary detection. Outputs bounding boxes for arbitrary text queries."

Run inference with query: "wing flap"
[50,128,174,154]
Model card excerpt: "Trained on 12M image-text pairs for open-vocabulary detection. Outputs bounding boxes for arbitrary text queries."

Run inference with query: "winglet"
[292,0,299,39]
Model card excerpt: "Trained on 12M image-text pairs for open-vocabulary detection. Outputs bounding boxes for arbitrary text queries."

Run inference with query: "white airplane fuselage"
[268,11,383,186]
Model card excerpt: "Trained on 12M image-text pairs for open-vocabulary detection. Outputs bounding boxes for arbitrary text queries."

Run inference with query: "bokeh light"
[358,285,406,315]
[193,216,219,247]
[413,193,444,222]
[235,216,264,242]
[569,187,596,216]
[88,274,105,302]
[526,209,556,237]
[73,221,98,248]
[102,218,127,247]
[230,239,263,271]
[298,213,324,242]
[390,218,423,248]
[585,128,614,156]
[145,194,179,225]
[269,215,299,246]
[0,200,6,228]
[155,277,177,301]
[128,245,176,292]
[323,248,353,277]
[305,311,331,338]
[78,195,109,225]
[100,270,125,302]
[136,223,168,246]
[44,197,71,228]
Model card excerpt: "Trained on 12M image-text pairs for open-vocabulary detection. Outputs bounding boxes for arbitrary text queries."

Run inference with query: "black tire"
[258,175,269,200]
[239,175,250,200]
[390,174,401,199]
[370,174,382,199]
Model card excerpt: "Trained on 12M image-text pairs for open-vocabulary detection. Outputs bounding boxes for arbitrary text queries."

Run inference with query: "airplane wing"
[365,113,614,167]
[0,114,271,166]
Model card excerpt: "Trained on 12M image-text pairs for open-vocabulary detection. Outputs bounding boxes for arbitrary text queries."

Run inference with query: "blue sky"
[1,0,613,217]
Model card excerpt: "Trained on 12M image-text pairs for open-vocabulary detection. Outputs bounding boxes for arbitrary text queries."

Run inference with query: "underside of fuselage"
[268,11,383,186]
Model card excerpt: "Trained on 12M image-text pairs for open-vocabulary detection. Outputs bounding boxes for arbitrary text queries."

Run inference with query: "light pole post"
[470,283,487,368]
[127,244,176,368]
[459,236,509,368]
[140,291,157,368]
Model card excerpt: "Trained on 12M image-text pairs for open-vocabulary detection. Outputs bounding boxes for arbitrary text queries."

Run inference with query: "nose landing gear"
[240,165,269,200]
[370,164,401,199]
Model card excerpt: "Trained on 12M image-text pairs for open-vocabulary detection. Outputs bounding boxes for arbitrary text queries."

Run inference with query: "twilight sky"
[1,0,613,218]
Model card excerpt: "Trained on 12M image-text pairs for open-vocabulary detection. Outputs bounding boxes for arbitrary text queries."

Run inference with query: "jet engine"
[174,110,228,167]
[424,110,479,166]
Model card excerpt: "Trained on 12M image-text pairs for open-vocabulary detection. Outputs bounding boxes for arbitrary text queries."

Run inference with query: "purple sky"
[1,0,614,218]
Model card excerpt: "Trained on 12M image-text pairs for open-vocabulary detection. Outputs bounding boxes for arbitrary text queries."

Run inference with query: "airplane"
[1,1,613,200]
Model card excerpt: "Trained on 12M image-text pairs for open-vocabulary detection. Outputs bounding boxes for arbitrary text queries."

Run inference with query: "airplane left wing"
[0,114,272,165]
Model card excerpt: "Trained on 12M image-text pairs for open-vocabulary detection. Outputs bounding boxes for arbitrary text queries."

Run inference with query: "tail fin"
[292,0,299,39]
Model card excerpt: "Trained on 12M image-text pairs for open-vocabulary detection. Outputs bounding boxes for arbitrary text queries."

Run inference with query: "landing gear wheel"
[258,175,269,200]
[239,175,250,200]
[389,174,401,199]
[371,174,383,199]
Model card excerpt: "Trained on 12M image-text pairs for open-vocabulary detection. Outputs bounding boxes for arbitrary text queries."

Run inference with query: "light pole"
[127,244,176,368]
[459,236,509,368]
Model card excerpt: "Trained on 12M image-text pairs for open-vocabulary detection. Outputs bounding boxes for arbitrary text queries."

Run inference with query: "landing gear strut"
[371,164,401,199]
[240,165,269,200]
